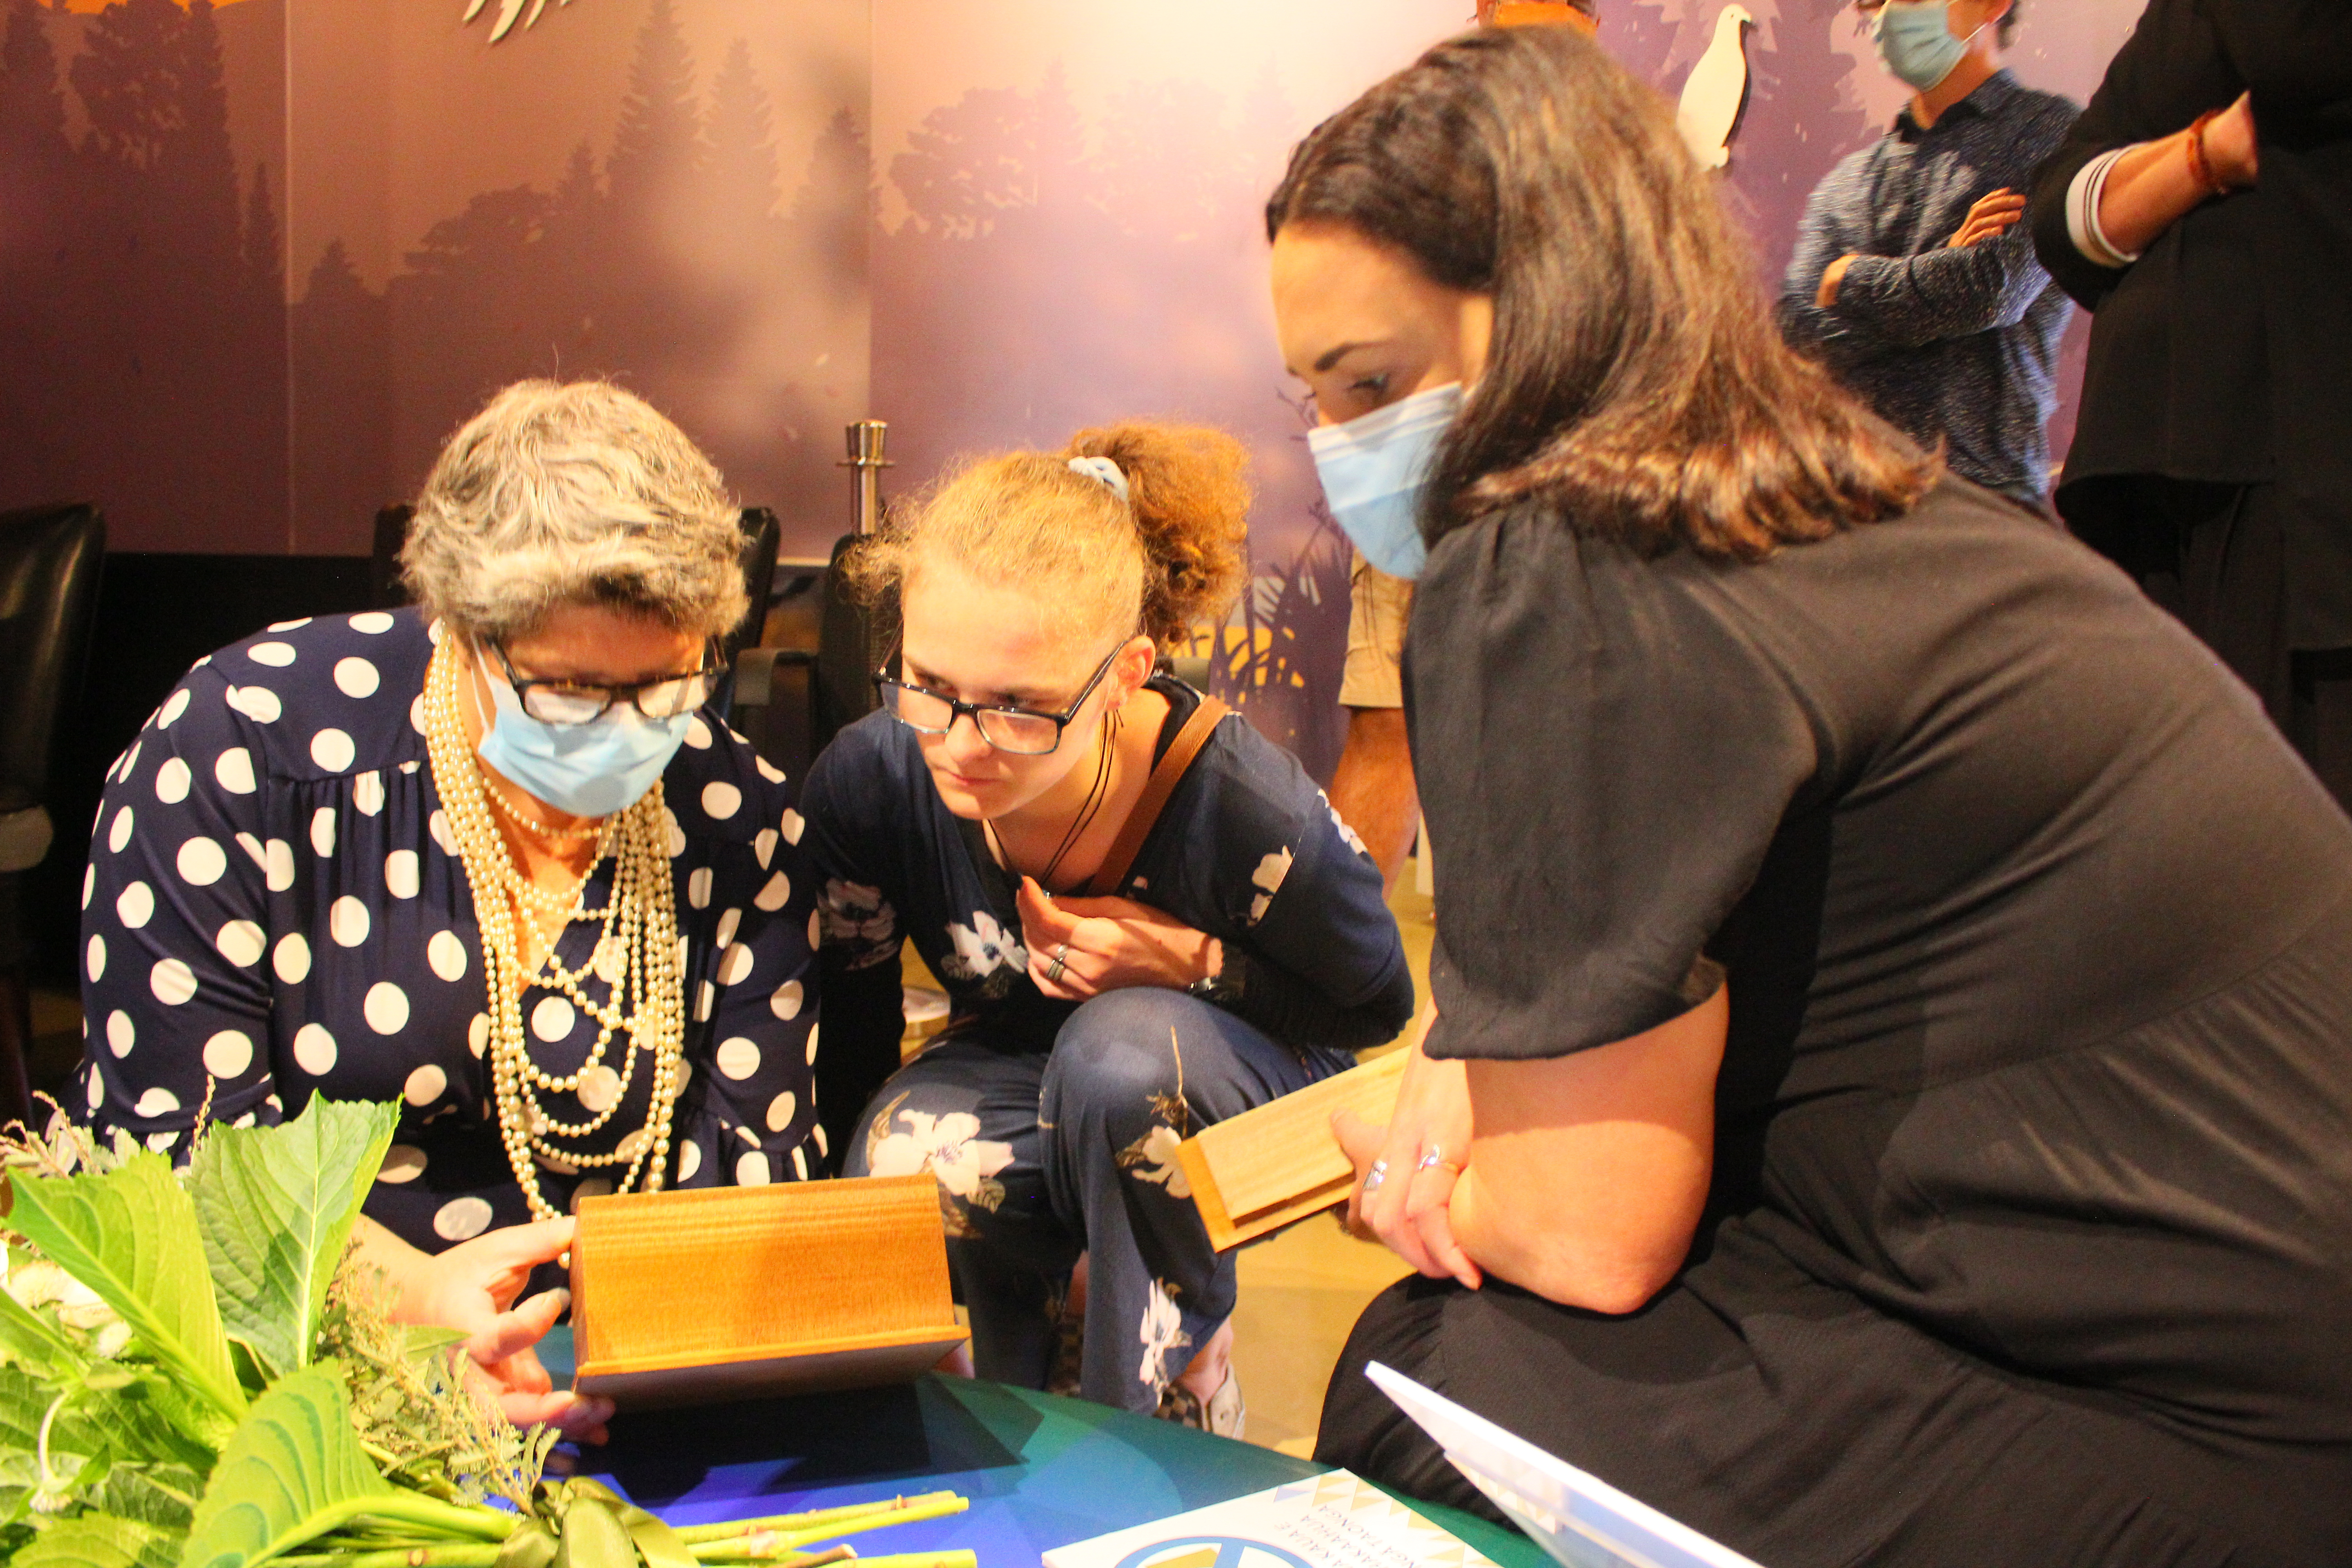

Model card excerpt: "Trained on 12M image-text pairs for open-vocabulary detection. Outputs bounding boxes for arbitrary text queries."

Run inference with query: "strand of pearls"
[420,638,686,1221]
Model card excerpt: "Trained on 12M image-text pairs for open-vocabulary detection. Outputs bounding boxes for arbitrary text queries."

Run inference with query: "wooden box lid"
[569,1174,966,1408]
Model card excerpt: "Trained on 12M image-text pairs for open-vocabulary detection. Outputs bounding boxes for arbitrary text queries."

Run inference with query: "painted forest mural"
[0,0,2150,782]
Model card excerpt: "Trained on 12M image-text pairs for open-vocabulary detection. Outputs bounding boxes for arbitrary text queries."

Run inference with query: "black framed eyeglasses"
[874,643,1123,756]
[487,639,723,725]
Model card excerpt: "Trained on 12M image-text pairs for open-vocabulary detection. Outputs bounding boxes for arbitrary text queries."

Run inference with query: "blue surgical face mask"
[1306,381,1464,581]
[472,649,694,818]
[1871,0,1982,92]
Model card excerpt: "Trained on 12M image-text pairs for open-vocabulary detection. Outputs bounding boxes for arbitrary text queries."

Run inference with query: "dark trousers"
[2067,475,2352,809]
[842,988,1343,1413]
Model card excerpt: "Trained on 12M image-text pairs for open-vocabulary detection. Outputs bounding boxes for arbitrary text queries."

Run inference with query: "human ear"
[1112,634,1158,708]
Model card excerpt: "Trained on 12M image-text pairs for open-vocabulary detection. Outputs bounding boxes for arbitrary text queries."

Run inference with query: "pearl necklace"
[420,639,687,1221]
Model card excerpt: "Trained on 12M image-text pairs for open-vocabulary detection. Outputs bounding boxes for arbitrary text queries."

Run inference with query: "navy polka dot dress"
[76,608,823,1253]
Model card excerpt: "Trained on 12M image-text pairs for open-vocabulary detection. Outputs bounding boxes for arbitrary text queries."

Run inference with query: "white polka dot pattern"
[75,610,818,1260]
[334,657,381,698]
[216,920,265,968]
[215,747,257,794]
[433,1197,493,1242]
[426,931,467,981]
[202,1029,254,1079]
[176,837,227,886]
[150,958,196,1006]
[294,1023,337,1075]
[311,728,356,772]
[363,982,409,1034]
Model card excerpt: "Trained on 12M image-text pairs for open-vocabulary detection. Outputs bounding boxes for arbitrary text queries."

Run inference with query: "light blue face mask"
[474,653,694,818]
[1306,382,1464,581]
[1871,0,1983,93]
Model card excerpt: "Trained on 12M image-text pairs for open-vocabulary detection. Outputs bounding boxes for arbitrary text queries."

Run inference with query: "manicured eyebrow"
[1314,339,1380,374]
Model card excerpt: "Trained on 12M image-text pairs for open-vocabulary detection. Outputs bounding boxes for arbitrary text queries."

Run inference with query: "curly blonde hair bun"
[848,420,1251,654]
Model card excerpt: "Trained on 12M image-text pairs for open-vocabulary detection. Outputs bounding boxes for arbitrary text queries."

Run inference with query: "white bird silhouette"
[461,0,571,45]
[1677,5,1754,171]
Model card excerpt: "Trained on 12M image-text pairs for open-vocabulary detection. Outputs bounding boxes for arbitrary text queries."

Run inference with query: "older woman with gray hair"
[77,380,818,1440]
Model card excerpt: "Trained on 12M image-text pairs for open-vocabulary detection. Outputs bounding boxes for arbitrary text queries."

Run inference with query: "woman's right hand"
[360,1214,616,1443]
[2203,91,2258,190]
[1332,1018,1481,1290]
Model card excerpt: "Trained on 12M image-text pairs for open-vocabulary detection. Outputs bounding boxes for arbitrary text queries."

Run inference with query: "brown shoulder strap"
[1083,695,1232,897]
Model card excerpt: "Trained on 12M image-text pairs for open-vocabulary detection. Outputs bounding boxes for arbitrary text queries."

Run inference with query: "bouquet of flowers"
[0,1097,971,1568]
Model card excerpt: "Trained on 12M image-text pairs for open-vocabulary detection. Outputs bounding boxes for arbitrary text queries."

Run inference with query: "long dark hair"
[1265,27,1935,561]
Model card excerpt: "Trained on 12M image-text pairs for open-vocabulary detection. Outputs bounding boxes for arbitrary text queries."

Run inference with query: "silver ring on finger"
[1045,943,1069,983]
[1362,1158,1388,1196]
[1417,1145,1461,1176]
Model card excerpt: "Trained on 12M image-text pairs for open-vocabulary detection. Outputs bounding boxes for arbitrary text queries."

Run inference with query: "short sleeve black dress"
[1319,479,2352,1568]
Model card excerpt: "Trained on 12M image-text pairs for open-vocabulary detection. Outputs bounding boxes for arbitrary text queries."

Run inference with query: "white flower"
[1137,1277,1192,1391]
[1322,791,1370,858]
[1118,1124,1191,1199]
[819,879,897,947]
[867,1107,1015,1209]
[1245,847,1294,926]
[939,910,1029,982]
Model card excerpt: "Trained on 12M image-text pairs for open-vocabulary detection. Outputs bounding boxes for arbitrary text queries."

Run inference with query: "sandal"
[1156,1367,1246,1439]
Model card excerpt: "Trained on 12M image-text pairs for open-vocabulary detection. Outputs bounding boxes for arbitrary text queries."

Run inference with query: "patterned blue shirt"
[1779,71,2080,507]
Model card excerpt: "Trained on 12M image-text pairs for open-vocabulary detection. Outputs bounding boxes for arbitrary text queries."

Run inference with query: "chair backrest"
[370,505,413,609]
[814,532,889,754]
[0,504,105,805]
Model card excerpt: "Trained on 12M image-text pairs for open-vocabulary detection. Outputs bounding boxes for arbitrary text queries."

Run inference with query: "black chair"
[0,503,105,1128]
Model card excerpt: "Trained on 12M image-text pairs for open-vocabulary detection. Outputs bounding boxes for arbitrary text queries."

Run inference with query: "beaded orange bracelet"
[2185,108,2226,196]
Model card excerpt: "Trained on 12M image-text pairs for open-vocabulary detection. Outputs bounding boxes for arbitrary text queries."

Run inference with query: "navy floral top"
[76,608,822,1254]
[800,677,1416,1152]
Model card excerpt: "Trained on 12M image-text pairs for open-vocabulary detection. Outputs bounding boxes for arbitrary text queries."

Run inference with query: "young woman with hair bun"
[800,420,1413,1429]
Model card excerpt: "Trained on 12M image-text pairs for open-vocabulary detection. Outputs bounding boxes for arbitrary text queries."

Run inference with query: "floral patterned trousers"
[844,987,1347,1413]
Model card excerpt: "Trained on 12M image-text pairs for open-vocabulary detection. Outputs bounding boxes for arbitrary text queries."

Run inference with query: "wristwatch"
[1186,946,1245,1007]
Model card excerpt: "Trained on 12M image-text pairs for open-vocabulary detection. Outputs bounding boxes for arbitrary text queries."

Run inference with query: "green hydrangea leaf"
[186,1098,397,1381]
[92,1460,207,1533]
[179,1363,396,1568]
[9,1513,180,1568]
[5,1156,245,1421]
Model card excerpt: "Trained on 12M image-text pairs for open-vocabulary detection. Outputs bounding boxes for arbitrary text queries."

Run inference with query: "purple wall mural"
[1,0,2150,779]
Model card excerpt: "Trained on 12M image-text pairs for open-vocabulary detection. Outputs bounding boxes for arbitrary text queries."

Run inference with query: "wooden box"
[1175,1048,1409,1251]
[568,1174,966,1408]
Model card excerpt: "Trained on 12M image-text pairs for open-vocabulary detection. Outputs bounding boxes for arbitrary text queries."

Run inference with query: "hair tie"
[1067,455,1132,509]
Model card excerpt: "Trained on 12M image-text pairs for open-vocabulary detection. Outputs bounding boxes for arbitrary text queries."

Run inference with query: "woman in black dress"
[1272,28,2352,1568]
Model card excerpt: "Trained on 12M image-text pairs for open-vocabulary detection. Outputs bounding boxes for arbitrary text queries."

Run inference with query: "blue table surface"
[539,1329,1544,1568]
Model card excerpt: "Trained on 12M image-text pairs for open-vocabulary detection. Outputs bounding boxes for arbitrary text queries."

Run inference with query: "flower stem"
[675,1493,967,1546]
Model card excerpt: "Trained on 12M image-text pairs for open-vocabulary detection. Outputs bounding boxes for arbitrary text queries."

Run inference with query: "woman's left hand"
[1016,876,1221,1000]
